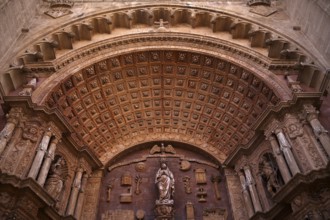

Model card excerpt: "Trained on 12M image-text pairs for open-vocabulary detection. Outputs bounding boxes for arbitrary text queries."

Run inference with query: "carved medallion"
[180,160,191,171]
[135,162,146,172]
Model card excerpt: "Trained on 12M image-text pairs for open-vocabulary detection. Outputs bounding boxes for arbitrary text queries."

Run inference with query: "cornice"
[0,172,55,206]
[2,4,327,68]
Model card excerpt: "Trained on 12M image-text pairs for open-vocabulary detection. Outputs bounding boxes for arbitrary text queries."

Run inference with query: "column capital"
[43,129,52,137]
[266,134,276,141]
[6,107,24,125]
[76,166,84,173]
[274,128,283,135]
[302,104,319,121]
[264,119,280,137]
[48,122,62,140]
[50,137,60,145]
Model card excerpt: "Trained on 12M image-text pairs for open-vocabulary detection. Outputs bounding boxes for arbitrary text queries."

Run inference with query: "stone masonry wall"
[284,0,330,66]
[0,0,40,64]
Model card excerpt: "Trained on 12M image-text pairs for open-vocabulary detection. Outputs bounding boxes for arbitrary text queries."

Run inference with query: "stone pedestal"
[155,203,174,220]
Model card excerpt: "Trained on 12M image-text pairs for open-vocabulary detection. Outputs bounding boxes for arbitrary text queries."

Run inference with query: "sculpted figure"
[45,157,65,200]
[155,162,174,203]
[260,155,281,196]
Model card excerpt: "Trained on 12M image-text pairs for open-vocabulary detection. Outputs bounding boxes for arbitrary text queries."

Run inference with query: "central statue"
[155,162,174,205]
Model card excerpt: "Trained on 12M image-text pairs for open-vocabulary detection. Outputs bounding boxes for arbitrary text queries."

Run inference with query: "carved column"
[274,129,300,176]
[66,167,83,216]
[303,104,330,157]
[74,173,89,219]
[37,137,60,186]
[238,170,254,217]
[267,135,292,183]
[0,109,21,155]
[243,165,262,213]
[28,130,52,179]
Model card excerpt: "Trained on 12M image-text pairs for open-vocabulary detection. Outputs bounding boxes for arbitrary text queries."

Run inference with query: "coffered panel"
[46,50,281,162]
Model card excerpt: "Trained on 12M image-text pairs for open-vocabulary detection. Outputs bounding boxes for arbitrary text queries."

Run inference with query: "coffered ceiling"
[44,50,281,163]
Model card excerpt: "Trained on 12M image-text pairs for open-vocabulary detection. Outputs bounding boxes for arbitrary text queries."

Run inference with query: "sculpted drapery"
[155,163,174,204]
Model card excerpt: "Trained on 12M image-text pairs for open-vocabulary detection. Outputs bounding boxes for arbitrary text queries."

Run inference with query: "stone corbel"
[19,77,38,96]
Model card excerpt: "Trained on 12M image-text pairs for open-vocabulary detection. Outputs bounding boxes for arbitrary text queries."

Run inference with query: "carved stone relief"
[183,176,192,194]
[224,168,248,220]
[101,210,134,220]
[197,187,207,202]
[284,114,325,172]
[203,208,227,220]
[195,168,207,184]
[180,160,191,171]
[186,202,195,220]
[44,0,74,19]
[81,170,103,220]
[0,118,43,177]
[44,156,68,201]
[258,153,282,197]
[134,175,142,195]
[211,175,221,200]
[121,171,132,186]
[98,143,231,219]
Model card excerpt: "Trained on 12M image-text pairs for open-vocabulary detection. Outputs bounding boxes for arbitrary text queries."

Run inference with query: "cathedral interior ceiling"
[1,4,328,165]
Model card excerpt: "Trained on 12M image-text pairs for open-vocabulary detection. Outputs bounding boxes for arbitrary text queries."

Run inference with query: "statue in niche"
[155,162,175,204]
[259,154,282,196]
[44,156,66,200]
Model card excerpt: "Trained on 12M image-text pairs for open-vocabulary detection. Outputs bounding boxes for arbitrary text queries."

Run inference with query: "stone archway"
[0,2,329,220]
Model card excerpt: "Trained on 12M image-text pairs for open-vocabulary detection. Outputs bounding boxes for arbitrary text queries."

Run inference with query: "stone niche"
[98,141,233,220]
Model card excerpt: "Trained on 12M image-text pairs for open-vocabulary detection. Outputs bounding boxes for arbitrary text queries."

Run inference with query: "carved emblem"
[44,0,74,19]
[195,168,207,184]
[197,187,207,202]
[150,143,176,155]
[121,171,132,186]
[183,176,192,194]
[135,175,142,195]
[22,124,39,142]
